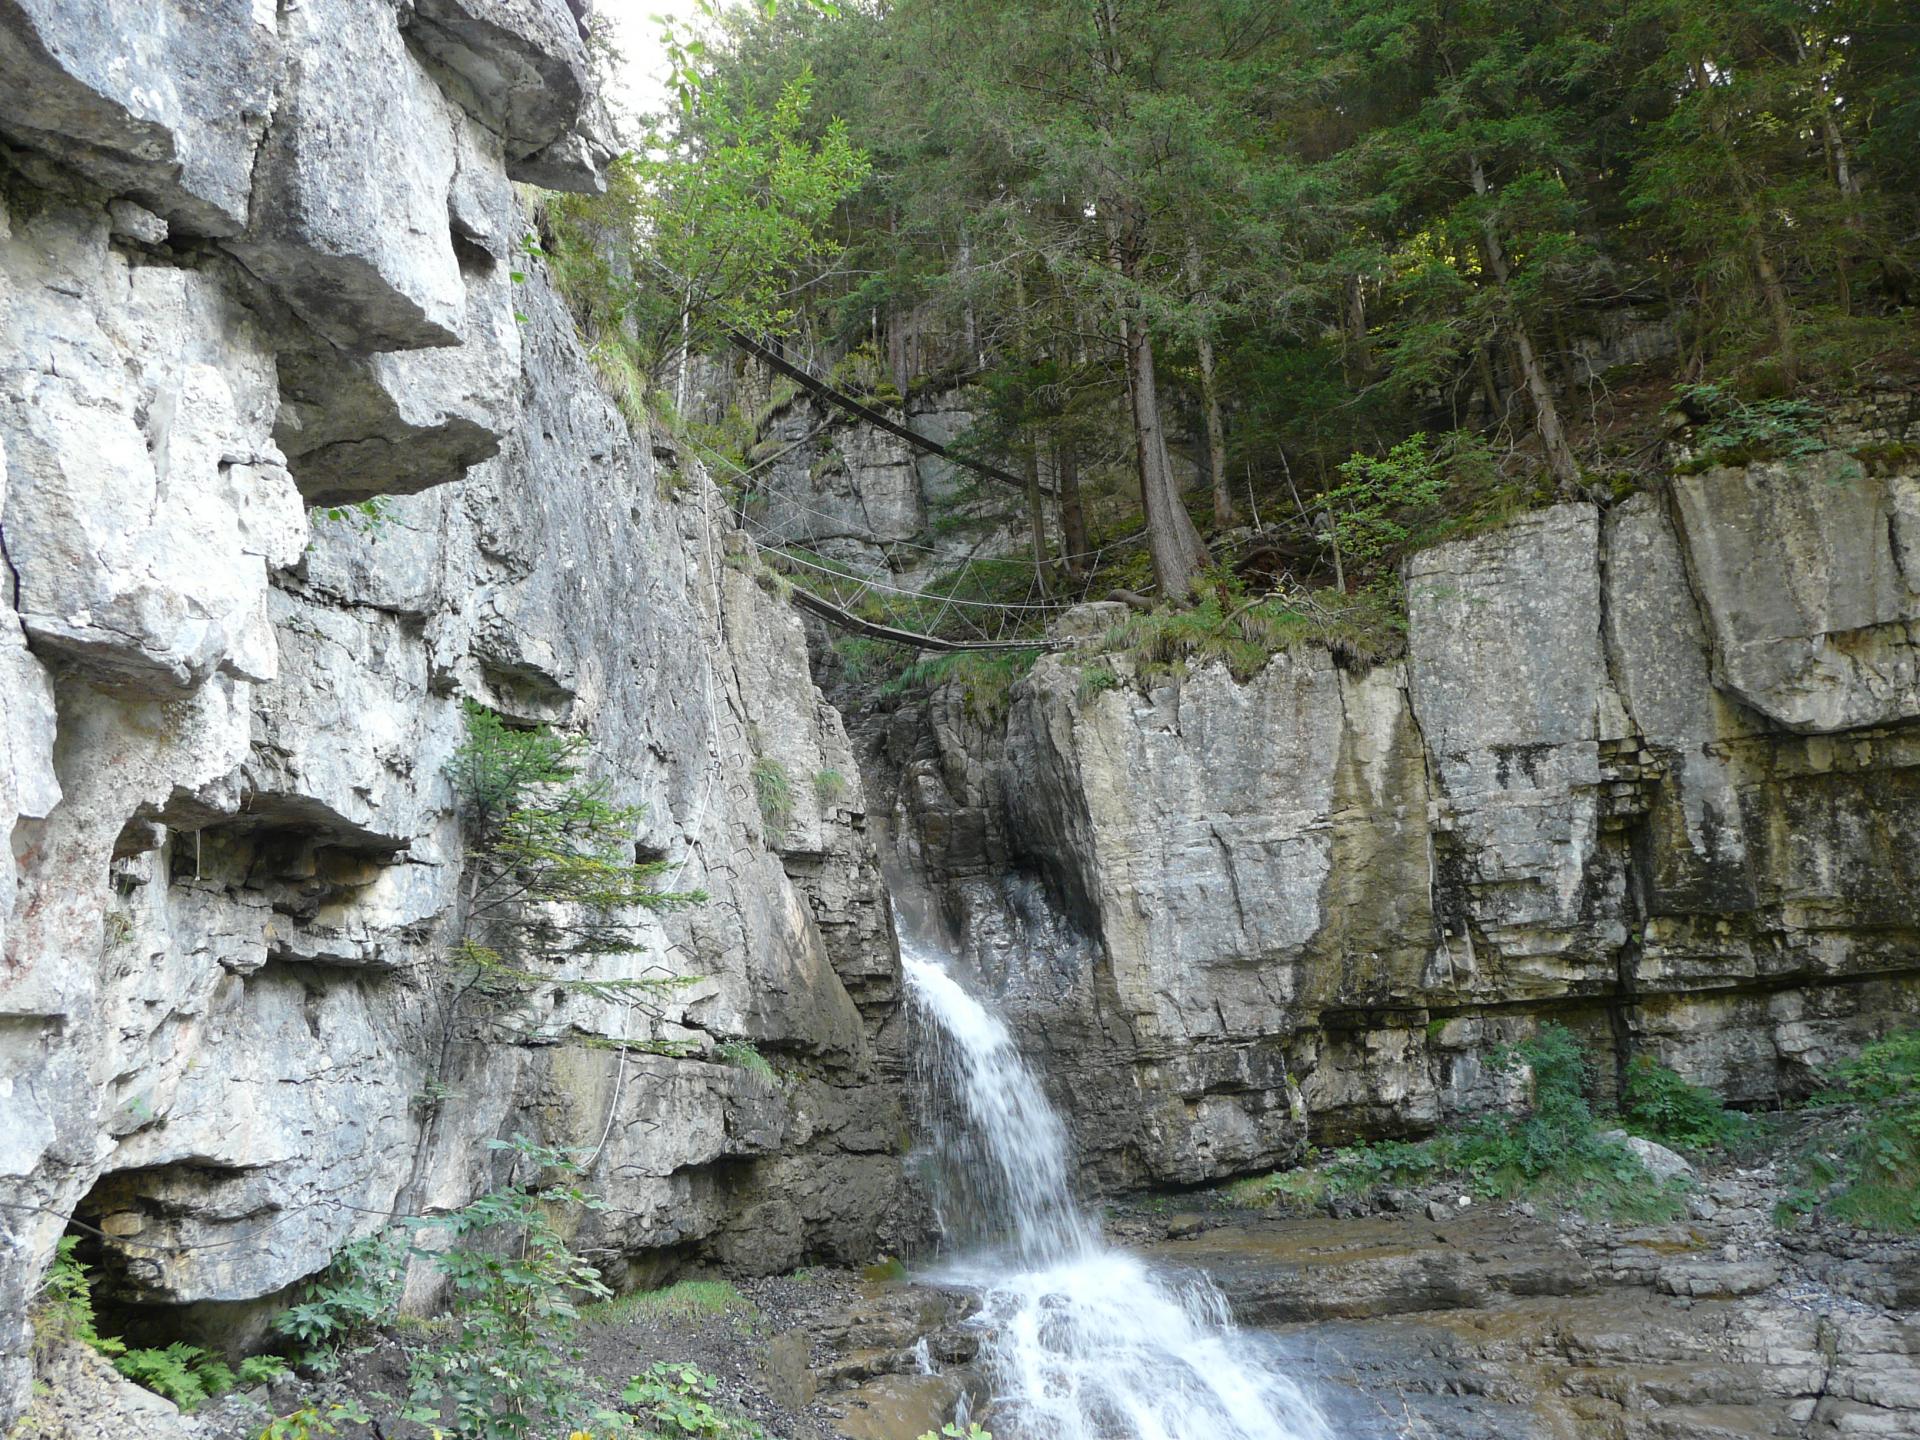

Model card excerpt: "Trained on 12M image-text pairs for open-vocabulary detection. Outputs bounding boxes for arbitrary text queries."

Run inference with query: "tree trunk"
[1186,239,1233,528]
[1469,154,1581,495]
[1748,229,1799,376]
[1475,343,1504,421]
[1024,427,1050,596]
[1126,315,1210,599]
[1093,0,1207,598]
[674,281,693,416]
[1688,61,1798,384]
[959,229,978,368]
[1055,438,1089,578]
[1344,272,1372,384]
[1792,30,1864,211]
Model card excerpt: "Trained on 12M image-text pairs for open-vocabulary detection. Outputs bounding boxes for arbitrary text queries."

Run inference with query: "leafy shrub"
[274,1231,408,1367]
[430,703,701,1071]
[1673,383,1826,470]
[620,1363,766,1439]
[1321,431,1508,566]
[1098,570,1403,684]
[1075,663,1119,702]
[1623,1055,1749,1151]
[451,705,700,917]
[1322,434,1454,568]
[239,1355,292,1384]
[1226,1026,1688,1222]
[33,1240,285,1411]
[1781,1028,1920,1232]
[256,1402,372,1440]
[918,1427,992,1440]
[1824,1028,1920,1104]
[399,1138,615,1439]
[312,497,392,535]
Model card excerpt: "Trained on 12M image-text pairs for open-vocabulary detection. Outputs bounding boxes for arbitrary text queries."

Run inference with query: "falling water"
[902,934,1334,1440]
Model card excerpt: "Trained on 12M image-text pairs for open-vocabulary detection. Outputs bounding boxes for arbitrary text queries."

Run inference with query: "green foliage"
[1075,663,1120,703]
[662,0,1920,635]
[1323,434,1456,569]
[1673,384,1827,470]
[715,1040,776,1079]
[829,636,914,688]
[34,1240,288,1411]
[550,68,868,389]
[619,1363,767,1439]
[1824,1029,1920,1104]
[449,702,591,835]
[826,342,903,404]
[255,1402,373,1440]
[450,705,698,918]
[750,756,794,834]
[30,1237,123,1359]
[877,648,1043,725]
[1781,1029,1920,1232]
[398,1137,616,1439]
[813,768,847,805]
[114,1343,238,1412]
[1622,1056,1751,1152]
[312,497,393,536]
[1228,1026,1689,1222]
[1095,571,1404,685]
[1226,1140,1440,1211]
[585,1279,754,1326]
[239,1355,293,1385]
[918,1426,993,1440]
[436,703,701,1058]
[273,1231,408,1367]
[1321,431,1529,570]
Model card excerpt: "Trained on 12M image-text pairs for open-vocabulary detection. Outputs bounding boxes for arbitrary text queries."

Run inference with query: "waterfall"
[902,933,1334,1440]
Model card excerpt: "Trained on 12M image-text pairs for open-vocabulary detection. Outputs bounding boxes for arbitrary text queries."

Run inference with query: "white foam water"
[903,937,1334,1440]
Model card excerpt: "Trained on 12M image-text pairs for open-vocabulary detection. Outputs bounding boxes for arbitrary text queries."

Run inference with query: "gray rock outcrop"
[0,3,903,1423]
[869,413,1920,1190]
[747,385,1039,589]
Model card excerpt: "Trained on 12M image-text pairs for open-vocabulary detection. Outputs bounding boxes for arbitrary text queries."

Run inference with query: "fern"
[31,1237,123,1358]
[114,1342,235,1411]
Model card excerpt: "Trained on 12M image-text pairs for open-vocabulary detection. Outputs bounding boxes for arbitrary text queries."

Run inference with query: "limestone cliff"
[866,400,1920,1191]
[0,2,904,1423]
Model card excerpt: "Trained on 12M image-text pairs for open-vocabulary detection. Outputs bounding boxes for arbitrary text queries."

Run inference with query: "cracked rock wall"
[867,407,1920,1190]
[0,1,903,1423]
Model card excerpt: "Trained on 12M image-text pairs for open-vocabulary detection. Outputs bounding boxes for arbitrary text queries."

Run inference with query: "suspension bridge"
[680,360,1329,655]
[694,422,1145,653]
[637,255,1325,653]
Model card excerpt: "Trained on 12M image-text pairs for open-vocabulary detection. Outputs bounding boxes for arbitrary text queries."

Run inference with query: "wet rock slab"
[1147,1207,1920,1440]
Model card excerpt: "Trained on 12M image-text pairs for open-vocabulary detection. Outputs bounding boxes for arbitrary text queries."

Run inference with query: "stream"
[901,934,1334,1440]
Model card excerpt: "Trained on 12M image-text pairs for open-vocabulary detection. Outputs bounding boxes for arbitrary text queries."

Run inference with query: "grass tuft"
[584,1279,757,1327]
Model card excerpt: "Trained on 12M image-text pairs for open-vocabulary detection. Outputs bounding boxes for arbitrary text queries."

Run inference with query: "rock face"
[1154,1205,1920,1438]
[868,422,1920,1190]
[0,3,902,1424]
[746,384,1040,588]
